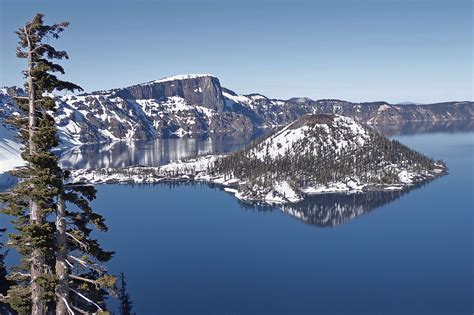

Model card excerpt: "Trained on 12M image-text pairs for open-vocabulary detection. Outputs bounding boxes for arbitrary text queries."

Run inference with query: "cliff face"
[113,75,226,112]
[0,74,473,145]
[50,74,254,144]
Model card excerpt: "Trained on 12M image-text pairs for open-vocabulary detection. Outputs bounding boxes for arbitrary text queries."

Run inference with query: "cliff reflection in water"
[239,180,434,227]
[58,120,474,170]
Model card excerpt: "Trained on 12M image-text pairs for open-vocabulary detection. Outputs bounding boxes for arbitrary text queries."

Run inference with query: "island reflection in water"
[55,120,461,228]
[133,179,435,228]
[234,180,435,227]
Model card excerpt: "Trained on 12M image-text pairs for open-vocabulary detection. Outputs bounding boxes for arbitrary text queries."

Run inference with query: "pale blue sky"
[1,0,472,103]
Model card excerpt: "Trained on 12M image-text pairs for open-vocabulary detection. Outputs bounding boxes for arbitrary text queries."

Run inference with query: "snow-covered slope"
[210,114,447,203]
[0,122,23,173]
[46,74,254,144]
[249,115,368,161]
[0,88,24,173]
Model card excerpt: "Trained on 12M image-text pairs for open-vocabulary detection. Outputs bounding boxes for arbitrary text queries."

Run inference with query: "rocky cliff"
[112,74,226,112]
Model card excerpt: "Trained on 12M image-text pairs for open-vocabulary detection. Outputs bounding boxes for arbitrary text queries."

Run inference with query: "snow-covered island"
[70,114,447,205]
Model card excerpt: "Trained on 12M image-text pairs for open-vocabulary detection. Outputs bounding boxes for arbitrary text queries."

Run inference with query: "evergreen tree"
[0,228,15,314]
[0,13,115,314]
[119,272,133,315]
[58,178,116,314]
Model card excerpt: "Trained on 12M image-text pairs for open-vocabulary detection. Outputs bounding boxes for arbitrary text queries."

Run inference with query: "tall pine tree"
[0,13,116,314]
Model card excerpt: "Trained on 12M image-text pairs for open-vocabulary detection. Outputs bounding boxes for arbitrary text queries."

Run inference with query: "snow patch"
[150,74,214,84]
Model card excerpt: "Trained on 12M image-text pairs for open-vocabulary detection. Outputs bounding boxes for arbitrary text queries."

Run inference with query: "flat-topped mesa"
[112,74,226,112]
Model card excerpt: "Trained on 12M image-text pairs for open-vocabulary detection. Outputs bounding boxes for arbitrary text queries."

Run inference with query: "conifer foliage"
[119,272,134,315]
[212,114,445,192]
[0,13,115,314]
[0,228,14,314]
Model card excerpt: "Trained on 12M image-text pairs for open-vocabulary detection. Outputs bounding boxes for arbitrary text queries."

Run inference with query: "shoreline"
[70,155,448,205]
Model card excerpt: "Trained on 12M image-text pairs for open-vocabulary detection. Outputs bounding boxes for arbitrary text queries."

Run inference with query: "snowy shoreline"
[70,154,447,205]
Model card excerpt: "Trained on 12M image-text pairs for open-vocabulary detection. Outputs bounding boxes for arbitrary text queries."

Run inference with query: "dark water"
[2,125,473,314]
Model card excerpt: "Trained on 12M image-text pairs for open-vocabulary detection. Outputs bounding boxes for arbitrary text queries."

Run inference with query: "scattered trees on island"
[212,121,444,191]
[0,14,116,314]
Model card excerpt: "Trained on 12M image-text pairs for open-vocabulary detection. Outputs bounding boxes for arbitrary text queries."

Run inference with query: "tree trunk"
[26,26,46,315]
[30,201,46,315]
[55,189,69,315]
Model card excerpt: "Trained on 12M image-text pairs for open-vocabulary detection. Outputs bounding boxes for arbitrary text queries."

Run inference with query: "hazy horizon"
[1,0,472,103]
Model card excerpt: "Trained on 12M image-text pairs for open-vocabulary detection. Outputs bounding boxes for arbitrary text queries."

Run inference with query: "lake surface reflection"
[240,180,435,227]
[75,122,473,314]
[58,120,474,170]
[2,121,472,314]
[59,130,269,170]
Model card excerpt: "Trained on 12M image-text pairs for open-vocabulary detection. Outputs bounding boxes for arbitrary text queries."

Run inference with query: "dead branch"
[69,274,100,286]
[66,232,89,251]
[69,288,103,313]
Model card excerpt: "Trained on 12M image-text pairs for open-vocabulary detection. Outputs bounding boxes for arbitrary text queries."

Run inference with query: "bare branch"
[0,293,8,303]
[69,274,100,286]
[62,296,75,315]
[65,258,74,269]
[66,232,89,251]
[69,288,104,312]
[71,305,89,314]
[55,293,76,315]
[68,255,88,268]
[68,255,104,274]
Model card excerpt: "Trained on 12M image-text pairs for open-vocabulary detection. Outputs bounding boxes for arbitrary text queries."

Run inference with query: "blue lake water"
[93,130,473,314]
[1,126,473,314]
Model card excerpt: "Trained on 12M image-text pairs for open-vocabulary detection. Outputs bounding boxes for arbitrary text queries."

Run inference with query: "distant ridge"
[396,102,423,105]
